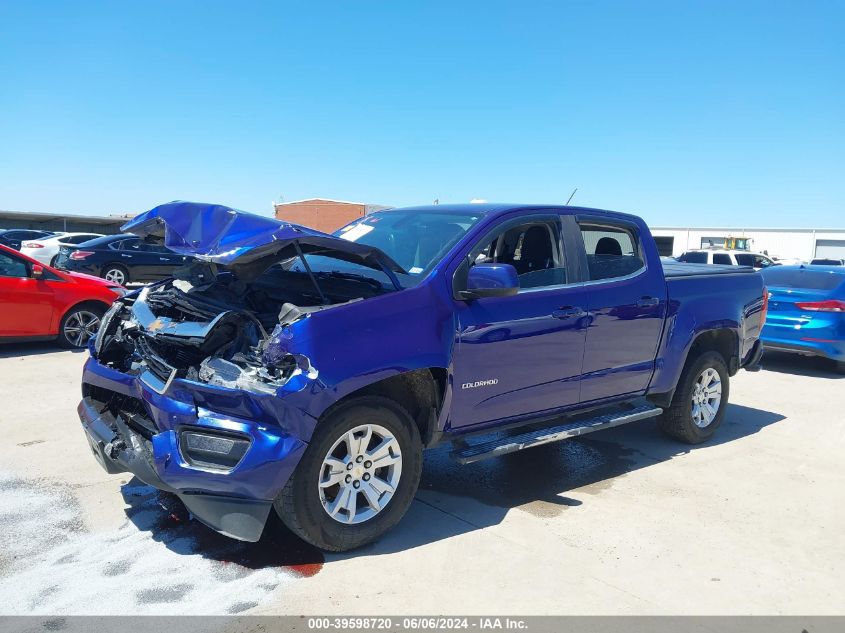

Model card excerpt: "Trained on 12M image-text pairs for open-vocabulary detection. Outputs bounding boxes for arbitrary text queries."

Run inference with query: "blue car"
[761,265,845,372]
[78,201,765,551]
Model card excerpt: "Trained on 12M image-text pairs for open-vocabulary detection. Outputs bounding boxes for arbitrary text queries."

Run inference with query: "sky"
[0,1,843,227]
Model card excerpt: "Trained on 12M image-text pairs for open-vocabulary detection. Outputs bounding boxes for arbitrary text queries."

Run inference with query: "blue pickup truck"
[79,201,766,551]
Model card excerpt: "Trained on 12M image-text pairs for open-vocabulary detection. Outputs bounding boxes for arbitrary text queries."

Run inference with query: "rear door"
[123,242,188,279]
[575,217,667,403]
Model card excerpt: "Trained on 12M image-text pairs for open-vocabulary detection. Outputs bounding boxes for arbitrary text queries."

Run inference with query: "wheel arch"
[648,328,738,407]
[319,368,448,447]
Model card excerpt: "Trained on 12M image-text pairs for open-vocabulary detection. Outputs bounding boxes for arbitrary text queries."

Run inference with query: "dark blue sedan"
[761,265,845,372]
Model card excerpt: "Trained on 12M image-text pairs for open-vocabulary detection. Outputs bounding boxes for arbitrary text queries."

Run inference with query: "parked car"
[54,233,193,285]
[20,232,104,267]
[809,258,844,266]
[0,244,125,348]
[0,229,57,251]
[678,249,776,269]
[760,265,845,372]
[78,201,765,550]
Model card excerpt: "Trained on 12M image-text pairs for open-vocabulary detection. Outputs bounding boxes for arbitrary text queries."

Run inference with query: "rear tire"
[275,396,422,552]
[658,351,729,444]
[58,304,105,349]
[101,264,129,285]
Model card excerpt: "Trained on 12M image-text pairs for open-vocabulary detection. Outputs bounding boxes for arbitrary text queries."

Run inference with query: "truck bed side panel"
[648,271,765,396]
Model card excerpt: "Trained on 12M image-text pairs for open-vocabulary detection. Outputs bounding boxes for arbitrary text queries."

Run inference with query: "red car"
[0,243,125,348]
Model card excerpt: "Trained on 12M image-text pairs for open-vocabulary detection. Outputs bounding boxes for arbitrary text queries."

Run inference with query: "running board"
[450,405,663,465]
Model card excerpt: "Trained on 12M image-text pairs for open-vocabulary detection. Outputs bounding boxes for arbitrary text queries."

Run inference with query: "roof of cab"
[376,203,642,222]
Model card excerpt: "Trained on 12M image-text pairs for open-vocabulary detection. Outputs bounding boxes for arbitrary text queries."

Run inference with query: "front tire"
[58,304,105,348]
[658,351,729,444]
[275,396,423,552]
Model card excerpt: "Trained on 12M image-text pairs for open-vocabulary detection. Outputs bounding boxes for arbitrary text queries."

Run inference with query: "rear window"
[578,222,645,281]
[761,267,845,291]
[678,251,708,264]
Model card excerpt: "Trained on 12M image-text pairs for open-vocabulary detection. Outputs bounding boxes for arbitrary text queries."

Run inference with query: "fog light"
[181,430,250,470]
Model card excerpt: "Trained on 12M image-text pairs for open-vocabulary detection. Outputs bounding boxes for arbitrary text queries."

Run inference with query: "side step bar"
[450,405,663,465]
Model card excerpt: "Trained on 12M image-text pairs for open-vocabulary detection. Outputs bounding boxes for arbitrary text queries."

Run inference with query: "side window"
[0,252,28,278]
[712,253,733,265]
[115,238,141,251]
[471,219,567,290]
[579,222,645,281]
[734,253,754,266]
[679,251,708,264]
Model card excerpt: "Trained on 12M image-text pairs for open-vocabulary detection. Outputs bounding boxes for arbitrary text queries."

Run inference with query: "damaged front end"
[78,201,405,541]
[94,279,317,398]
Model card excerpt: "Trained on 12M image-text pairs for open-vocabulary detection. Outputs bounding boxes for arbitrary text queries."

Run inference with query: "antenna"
[565,188,578,205]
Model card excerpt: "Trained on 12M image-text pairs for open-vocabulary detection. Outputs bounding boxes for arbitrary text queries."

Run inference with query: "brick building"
[274,198,392,233]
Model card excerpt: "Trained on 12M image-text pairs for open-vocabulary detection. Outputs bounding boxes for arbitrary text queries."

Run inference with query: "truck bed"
[662,262,756,278]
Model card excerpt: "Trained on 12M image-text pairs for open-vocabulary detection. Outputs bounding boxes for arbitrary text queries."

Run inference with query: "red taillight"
[23,242,44,248]
[69,250,94,260]
[795,299,845,312]
[761,286,769,322]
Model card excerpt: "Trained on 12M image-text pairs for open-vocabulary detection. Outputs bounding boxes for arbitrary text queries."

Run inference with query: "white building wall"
[650,227,845,261]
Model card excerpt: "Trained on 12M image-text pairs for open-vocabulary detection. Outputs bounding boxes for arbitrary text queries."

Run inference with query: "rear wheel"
[49,255,58,267]
[58,304,105,348]
[102,264,128,285]
[658,351,729,444]
[275,396,422,552]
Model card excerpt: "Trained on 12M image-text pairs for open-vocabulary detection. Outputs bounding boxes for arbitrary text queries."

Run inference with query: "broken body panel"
[81,202,453,540]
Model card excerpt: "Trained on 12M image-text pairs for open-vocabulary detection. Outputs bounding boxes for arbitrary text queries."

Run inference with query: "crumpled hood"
[122,201,405,273]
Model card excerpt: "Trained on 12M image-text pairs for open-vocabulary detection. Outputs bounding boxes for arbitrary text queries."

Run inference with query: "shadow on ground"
[365,403,786,555]
[0,341,84,359]
[123,403,785,560]
[761,350,843,379]
[121,482,325,576]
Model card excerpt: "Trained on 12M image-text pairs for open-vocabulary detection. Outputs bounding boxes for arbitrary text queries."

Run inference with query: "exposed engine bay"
[94,260,389,394]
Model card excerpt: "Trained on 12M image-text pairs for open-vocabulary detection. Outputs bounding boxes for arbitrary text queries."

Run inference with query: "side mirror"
[31,264,44,279]
[460,263,519,300]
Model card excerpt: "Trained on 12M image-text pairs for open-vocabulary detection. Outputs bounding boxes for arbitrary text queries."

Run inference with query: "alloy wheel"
[104,268,126,284]
[318,423,403,525]
[64,310,101,347]
[691,367,722,428]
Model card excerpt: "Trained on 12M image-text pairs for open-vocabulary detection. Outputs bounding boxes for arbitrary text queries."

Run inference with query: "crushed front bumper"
[79,356,313,541]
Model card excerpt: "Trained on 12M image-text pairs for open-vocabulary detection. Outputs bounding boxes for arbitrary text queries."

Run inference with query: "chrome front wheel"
[318,423,403,525]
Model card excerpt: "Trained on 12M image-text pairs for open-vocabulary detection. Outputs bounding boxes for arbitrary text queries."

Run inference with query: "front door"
[450,214,590,428]
[0,250,54,336]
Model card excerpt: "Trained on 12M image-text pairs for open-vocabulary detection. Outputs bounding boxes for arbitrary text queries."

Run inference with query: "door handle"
[121,254,132,258]
[636,296,659,307]
[159,258,169,261]
[552,306,586,319]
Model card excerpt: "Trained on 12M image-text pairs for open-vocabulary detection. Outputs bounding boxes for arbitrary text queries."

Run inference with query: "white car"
[20,232,104,266]
[677,249,777,269]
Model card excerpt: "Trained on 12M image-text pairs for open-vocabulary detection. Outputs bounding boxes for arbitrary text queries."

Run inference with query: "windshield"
[292,210,483,288]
